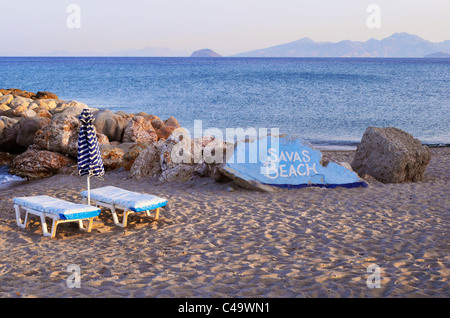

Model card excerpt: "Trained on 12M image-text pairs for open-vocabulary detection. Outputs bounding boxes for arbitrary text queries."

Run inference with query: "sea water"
[0,165,25,188]
[1,57,449,185]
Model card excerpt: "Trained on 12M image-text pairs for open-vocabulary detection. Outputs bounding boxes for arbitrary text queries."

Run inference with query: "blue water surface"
[1,57,449,148]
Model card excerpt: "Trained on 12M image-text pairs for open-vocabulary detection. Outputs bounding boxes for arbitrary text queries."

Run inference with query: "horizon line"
[1,32,449,58]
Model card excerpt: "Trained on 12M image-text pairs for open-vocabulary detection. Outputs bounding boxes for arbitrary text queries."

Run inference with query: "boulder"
[129,130,230,182]
[122,142,151,171]
[151,118,174,140]
[35,91,59,100]
[122,115,158,144]
[0,104,10,112]
[15,117,51,149]
[99,142,135,170]
[0,94,14,105]
[129,140,165,179]
[9,96,32,109]
[164,116,181,130]
[51,101,89,116]
[0,121,21,153]
[157,131,225,182]
[9,148,74,180]
[160,164,197,182]
[35,108,52,119]
[33,112,80,158]
[1,101,35,117]
[351,127,432,183]
[194,135,229,164]
[0,116,19,137]
[0,152,16,166]
[0,89,35,99]
[159,128,201,169]
[29,99,57,110]
[94,109,127,142]
[96,132,110,145]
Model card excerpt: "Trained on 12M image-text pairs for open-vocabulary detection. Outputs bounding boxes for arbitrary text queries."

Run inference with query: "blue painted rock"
[220,134,367,191]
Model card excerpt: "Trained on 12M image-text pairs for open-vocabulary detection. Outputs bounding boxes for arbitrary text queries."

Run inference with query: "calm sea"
[1,57,449,184]
[1,57,449,147]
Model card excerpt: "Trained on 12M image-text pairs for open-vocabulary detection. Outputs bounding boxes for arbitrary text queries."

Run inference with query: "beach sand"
[0,148,448,298]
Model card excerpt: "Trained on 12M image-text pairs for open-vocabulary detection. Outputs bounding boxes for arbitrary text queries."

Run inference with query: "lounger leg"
[86,217,94,232]
[50,220,59,238]
[122,211,131,228]
[14,205,29,228]
[40,215,51,237]
[154,208,160,220]
[79,218,94,232]
[111,206,120,226]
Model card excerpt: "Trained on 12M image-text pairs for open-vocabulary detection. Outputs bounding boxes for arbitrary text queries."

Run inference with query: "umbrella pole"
[87,175,91,205]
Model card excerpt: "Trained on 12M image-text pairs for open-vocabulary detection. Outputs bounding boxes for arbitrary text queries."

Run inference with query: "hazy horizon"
[1,0,449,57]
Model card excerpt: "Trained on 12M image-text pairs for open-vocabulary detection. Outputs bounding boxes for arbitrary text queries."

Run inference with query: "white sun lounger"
[80,186,168,228]
[13,196,101,238]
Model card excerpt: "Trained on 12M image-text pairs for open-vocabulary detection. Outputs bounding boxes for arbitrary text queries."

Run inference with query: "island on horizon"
[190,49,222,57]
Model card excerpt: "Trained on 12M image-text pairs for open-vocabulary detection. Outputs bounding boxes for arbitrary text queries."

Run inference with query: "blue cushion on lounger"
[13,196,101,220]
[81,186,168,212]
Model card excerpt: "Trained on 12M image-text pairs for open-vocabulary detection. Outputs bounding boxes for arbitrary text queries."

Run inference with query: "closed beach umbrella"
[77,108,104,205]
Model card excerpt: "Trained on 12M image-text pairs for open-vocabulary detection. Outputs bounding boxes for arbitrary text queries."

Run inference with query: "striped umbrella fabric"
[77,108,104,178]
[78,108,104,205]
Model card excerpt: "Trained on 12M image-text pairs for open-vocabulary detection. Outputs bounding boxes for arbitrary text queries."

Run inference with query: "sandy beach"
[0,147,448,298]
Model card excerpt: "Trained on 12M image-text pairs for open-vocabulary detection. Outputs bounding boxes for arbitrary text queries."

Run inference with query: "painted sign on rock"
[222,134,367,189]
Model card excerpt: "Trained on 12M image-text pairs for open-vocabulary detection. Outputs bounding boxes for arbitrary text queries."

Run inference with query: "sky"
[0,0,449,56]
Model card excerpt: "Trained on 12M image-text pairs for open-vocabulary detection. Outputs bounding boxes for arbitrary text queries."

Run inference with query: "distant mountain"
[234,33,450,58]
[424,52,450,58]
[190,49,222,57]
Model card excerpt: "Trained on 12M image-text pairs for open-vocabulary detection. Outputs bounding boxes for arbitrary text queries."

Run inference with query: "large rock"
[151,118,174,140]
[51,101,90,116]
[164,116,181,130]
[9,148,74,180]
[8,96,32,109]
[35,91,59,100]
[0,121,21,153]
[0,104,10,112]
[129,129,229,182]
[160,164,197,182]
[0,94,14,105]
[151,116,181,140]
[29,99,57,111]
[0,152,16,165]
[351,127,432,183]
[159,128,201,169]
[129,140,165,179]
[0,89,36,99]
[94,109,127,142]
[0,116,18,137]
[15,117,51,149]
[129,128,197,180]
[122,115,158,144]
[122,142,150,171]
[33,109,82,157]
[99,142,135,171]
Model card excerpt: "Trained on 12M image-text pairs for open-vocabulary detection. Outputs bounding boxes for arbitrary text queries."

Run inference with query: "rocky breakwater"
[0,89,183,180]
